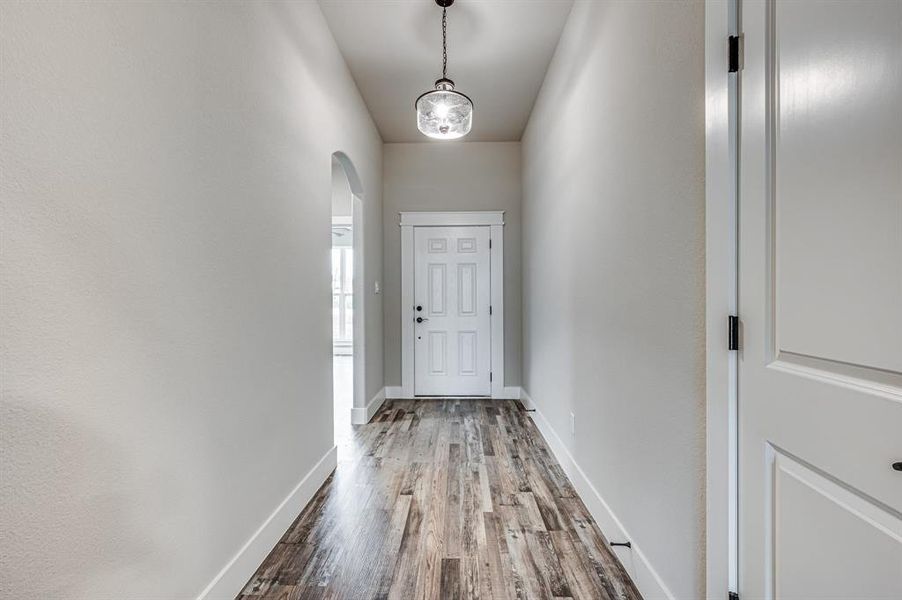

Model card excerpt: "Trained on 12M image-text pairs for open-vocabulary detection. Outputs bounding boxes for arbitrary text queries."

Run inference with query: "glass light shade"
[416,80,473,140]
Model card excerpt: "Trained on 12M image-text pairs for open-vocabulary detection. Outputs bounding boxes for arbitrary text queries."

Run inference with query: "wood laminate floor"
[239,399,642,600]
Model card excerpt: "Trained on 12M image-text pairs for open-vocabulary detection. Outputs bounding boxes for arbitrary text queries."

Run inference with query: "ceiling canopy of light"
[415,0,473,140]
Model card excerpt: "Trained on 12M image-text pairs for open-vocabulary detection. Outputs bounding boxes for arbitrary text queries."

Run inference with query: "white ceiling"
[319,0,573,143]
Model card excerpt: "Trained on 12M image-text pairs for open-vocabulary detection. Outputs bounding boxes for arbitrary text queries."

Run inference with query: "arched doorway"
[330,152,364,443]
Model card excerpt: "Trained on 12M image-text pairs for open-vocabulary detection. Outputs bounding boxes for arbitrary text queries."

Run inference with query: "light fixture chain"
[442,6,447,79]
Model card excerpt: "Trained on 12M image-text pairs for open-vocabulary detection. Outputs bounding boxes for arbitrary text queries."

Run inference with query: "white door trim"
[400,211,505,399]
[351,193,365,420]
[400,210,504,227]
[705,1,740,598]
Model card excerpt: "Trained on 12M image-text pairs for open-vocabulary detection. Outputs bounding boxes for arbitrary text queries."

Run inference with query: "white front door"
[739,1,902,598]
[414,226,491,396]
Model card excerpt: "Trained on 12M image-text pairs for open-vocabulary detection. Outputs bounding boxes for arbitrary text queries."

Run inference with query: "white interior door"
[414,226,491,396]
[739,2,902,598]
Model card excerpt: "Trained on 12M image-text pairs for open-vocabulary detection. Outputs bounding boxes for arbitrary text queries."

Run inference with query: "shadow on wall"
[332,151,364,198]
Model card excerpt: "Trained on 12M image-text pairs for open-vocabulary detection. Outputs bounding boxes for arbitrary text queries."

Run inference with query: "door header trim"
[399,211,504,227]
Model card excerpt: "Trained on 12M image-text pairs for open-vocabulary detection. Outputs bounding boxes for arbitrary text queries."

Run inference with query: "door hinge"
[728,315,740,351]
[729,592,739,600]
[490,372,493,382]
[489,239,492,249]
[728,35,743,73]
[489,305,493,315]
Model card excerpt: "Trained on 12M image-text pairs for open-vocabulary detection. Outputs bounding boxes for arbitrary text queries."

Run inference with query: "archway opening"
[330,152,364,444]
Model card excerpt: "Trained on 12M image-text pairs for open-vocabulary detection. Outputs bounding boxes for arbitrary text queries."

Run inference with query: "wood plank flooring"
[239,399,642,600]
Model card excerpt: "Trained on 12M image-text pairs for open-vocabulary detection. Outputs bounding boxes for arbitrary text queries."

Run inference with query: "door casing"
[399,211,505,399]
[706,0,741,598]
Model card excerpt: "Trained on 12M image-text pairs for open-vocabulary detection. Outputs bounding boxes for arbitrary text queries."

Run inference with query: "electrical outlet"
[570,412,575,436]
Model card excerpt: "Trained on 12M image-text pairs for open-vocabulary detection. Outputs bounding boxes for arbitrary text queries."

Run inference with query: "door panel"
[740,1,902,598]
[773,450,902,600]
[458,331,477,375]
[774,0,902,373]
[414,226,491,396]
[458,263,477,315]
[428,331,447,375]
[428,263,446,316]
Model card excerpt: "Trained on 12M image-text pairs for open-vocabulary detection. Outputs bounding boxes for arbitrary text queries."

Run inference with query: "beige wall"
[0,2,382,598]
[382,142,522,388]
[521,1,706,598]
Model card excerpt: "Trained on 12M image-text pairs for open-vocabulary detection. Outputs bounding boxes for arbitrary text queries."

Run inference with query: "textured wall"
[382,142,522,388]
[0,2,382,597]
[521,1,706,598]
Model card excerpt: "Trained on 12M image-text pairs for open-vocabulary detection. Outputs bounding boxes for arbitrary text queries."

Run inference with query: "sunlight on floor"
[333,354,353,445]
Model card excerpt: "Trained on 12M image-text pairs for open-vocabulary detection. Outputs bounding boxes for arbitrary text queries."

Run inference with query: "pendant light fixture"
[415,0,473,140]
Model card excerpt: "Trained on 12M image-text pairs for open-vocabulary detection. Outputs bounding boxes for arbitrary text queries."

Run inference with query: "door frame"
[399,211,505,399]
[705,0,740,598]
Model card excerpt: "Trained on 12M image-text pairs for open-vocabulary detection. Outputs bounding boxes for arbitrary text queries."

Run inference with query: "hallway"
[240,399,640,600]
[4,1,901,598]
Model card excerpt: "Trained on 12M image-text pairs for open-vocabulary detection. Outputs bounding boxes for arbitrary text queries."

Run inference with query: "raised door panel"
[428,263,447,316]
[457,263,477,316]
[457,237,477,253]
[458,331,477,376]
[775,0,902,374]
[428,331,447,376]
[773,451,902,599]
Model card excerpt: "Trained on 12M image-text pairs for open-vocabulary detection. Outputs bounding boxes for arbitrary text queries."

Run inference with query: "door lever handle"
[416,317,429,323]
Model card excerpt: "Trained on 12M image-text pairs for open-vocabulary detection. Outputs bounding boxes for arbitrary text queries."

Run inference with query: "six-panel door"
[414,226,492,396]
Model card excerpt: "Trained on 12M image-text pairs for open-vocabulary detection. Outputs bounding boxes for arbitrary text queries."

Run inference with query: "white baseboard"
[384,385,405,399]
[196,445,338,600]
[520,389,675,600]
[383,385,521,401]
[351,387,386,424]
[499,386,522,400]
